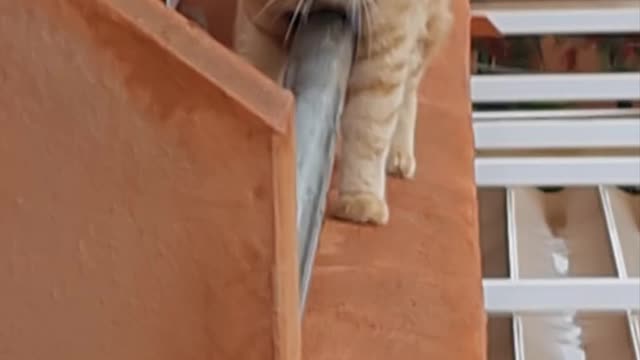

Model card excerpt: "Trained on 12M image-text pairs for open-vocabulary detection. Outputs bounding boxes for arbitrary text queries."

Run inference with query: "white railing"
[473,2,640,358]
[482,187,640,359]
[475,156,640,187]
[472,0,640,35]
[484,278,640,313]
[472,73,640,103]
[474,117,640,150]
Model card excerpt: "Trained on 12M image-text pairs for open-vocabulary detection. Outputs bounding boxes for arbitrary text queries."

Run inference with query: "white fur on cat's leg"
[334,124,391,225]
[333,83,405,225]
[332,115,396,224]
[387,90,417,179]
[333,192,390,225]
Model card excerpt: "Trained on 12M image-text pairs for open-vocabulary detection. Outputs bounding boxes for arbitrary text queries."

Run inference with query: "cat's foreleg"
[332,65,408,225]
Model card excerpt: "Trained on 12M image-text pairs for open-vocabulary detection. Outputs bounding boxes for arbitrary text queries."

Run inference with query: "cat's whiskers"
[283,0,308,45]
[361,0,375,59]
[350,0,362,58]
[252,0,279,22]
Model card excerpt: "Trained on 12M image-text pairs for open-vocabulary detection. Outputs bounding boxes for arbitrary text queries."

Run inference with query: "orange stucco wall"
[0,0,299,359]
[303,1,486,359]
[1,0,483,359]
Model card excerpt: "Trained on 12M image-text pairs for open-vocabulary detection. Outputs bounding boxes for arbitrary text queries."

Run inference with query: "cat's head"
[243,0,374,33]
[246,0,372,13]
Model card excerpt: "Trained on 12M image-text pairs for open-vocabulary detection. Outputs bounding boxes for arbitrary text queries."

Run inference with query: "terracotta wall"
[0,0,299,359]
[303,1,486,359]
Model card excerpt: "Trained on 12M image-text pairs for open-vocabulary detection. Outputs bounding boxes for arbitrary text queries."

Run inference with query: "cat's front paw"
[386,150,416,179]
[332,192,389,225]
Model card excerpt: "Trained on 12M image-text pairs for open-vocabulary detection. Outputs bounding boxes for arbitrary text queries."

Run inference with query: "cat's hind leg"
[386,8,452,179]
[386,76,419,179]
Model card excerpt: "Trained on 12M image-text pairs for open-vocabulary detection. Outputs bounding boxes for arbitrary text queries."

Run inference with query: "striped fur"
[234,0,452,225]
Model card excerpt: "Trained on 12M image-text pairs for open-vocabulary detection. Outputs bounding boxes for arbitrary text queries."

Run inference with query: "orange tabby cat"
[234,0,452,225]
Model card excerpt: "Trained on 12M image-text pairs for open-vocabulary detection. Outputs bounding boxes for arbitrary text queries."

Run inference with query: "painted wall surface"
[303,1,487,359]
[175,2,483,358]
[0,0,299,359]
[1,0,483,358]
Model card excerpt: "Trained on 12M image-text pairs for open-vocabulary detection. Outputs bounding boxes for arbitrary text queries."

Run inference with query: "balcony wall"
[0,0,299,359]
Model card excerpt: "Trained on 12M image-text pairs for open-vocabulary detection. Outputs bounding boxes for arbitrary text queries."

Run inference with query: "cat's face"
[242,0,379,38]
[243,0,385,23]
[248,0,370,13]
